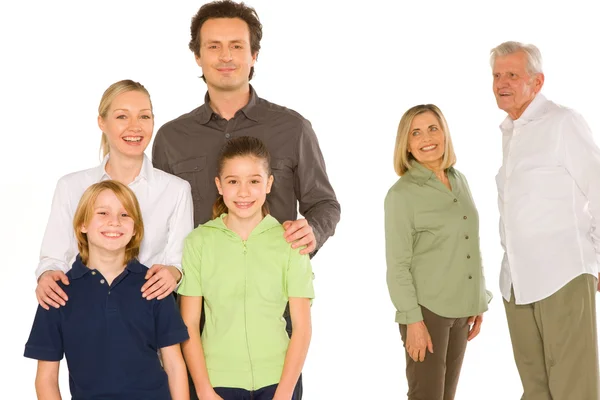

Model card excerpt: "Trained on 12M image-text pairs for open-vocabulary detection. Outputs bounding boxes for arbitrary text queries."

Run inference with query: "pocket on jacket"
[171,156,208,202]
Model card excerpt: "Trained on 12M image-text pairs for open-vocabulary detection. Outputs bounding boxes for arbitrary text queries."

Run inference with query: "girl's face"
[98,90,153,159]
[216,155,273,222]
[81,189,135,256]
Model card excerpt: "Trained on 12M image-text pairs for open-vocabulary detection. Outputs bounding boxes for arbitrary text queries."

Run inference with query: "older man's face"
[492,51,544,120]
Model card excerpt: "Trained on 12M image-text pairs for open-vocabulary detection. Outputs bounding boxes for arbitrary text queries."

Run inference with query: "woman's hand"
[141,264,181,300]
[405,320,433,362]
[36,270,70,310]
[467,314,483,341]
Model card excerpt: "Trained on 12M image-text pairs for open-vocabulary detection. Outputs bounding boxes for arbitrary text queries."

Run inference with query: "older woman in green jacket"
[384,104,491,400]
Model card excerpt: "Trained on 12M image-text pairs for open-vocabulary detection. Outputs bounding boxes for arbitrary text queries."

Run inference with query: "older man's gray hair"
[490,41,543,76]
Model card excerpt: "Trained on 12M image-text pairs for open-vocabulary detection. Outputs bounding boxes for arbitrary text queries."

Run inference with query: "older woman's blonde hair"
[73,180,144,265]
[98,80,153,158]
[393,104,457,176]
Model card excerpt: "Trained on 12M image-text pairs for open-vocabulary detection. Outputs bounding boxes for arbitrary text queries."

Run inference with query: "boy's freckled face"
[81,190,135,254]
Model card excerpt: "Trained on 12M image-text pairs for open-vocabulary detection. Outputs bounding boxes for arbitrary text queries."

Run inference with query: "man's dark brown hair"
[189,0,263,80]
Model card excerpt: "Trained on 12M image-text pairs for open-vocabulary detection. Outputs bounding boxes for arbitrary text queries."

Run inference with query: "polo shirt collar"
[500,93,549,132]
[70,255,145,280]
[96,154,153,183]
[406,159,456,187]
[70,255,91,280]
[198,85,261,124]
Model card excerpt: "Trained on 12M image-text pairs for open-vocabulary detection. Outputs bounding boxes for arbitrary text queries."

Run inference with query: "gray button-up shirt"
[152,86,340,251]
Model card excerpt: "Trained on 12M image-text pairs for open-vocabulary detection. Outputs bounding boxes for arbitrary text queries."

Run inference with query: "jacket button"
[453,199,458,202]
[463,216,467,220]
[467,255,471,259]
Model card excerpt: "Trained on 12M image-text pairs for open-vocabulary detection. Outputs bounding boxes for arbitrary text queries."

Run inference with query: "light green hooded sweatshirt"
[178,214,314,391]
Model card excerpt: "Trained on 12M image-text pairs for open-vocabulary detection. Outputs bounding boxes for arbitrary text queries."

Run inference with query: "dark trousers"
[214,384,296,400]
[188,301,302,400]
[399,307,469,400]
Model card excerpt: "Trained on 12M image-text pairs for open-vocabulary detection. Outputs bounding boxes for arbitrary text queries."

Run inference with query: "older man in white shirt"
[493,41,600,400]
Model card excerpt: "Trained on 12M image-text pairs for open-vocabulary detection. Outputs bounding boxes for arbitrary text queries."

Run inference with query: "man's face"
[196,18,257,92]
[492,51,544,120]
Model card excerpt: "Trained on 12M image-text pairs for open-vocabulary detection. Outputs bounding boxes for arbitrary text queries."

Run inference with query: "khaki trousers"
[504,273,599,400]
[399,307,469,400]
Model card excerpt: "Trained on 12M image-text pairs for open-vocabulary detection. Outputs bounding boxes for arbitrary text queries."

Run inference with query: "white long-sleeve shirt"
[496,94,600,304]
[36,155,194,279]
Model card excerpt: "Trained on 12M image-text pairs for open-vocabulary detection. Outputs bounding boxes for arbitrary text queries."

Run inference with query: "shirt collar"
[500,93,549,132]
[405,159,457,186]
[71,255,146,280]
[198,85,261,124]
[96,154,153,183]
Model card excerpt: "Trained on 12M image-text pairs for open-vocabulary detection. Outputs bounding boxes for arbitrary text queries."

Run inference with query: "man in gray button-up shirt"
[153,2,339,255]
[152,2,340,399]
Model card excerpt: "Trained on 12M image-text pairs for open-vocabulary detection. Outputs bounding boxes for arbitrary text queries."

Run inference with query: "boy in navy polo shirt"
[25,180,190,400]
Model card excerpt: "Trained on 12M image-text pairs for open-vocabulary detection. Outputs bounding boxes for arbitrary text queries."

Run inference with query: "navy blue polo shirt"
[24,256,189,400]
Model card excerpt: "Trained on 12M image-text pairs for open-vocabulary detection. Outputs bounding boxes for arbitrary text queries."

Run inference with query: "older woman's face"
[407,111,445,167]
[98,90,153,159]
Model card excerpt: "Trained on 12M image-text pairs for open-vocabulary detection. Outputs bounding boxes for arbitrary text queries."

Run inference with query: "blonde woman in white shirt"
[492,41,600,399]
[35,79,194,310]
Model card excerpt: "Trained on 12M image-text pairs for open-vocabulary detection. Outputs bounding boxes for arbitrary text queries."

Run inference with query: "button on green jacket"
[384,161,492,324]
[177,214,314,391]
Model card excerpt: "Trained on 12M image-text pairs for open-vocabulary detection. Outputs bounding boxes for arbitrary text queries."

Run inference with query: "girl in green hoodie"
[178,136,314,400]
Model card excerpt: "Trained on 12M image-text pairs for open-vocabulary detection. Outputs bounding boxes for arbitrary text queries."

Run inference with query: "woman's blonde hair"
[393,104,457,176]
[212,136,271,219]
[98,80,152,158]
[73,180,144,265]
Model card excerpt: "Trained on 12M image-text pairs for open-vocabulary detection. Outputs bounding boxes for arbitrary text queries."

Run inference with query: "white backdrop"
[1,1,599,398]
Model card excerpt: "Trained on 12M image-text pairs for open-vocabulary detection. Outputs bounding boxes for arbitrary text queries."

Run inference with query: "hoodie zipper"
[241,239,255,390]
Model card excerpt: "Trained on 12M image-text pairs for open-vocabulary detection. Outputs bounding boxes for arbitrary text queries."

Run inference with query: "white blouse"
[36,155,194,278]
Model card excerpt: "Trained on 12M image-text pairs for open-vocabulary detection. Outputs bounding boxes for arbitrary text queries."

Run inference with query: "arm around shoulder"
[295,119,341,251]
[163,179,194,273]
[37,177,77,278]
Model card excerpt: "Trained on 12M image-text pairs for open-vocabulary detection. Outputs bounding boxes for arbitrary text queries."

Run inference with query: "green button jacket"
[384,161,492,324]
[177,214,314,391]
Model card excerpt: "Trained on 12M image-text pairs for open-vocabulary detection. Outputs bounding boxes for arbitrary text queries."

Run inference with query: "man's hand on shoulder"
[282,219,316,255]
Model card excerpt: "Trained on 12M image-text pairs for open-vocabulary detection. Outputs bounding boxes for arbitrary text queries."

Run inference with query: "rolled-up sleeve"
[295,119,341,252]
[384,187,422,324]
